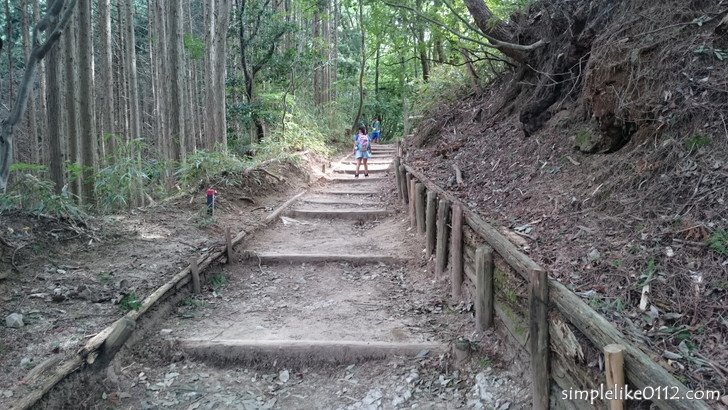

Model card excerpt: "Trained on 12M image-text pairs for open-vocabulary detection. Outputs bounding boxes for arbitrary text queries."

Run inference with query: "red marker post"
[206,188,217,216]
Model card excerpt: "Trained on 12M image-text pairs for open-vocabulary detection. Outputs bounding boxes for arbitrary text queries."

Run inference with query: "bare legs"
[363,158,369,176]
[355,157,362,177]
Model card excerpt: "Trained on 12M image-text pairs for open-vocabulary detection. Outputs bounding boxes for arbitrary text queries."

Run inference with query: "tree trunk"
[21,0,40,164]
[204,0,217,150]
[5,0,14,103]
[98,0,114,161]
[78,0,97,204]
[168,0,187,161]
[154,0,169,161]
[215,0,231,150]
[463,0,524,62]
[47,42,65,194]
[312,9,321,107]
[64,11,80,197]
[351,0,365,132]
[331,0,338,103]
[123,0,144,206]
[34,0,49,165]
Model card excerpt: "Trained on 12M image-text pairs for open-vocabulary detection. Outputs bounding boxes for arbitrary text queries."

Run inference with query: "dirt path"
[64,145,531,410]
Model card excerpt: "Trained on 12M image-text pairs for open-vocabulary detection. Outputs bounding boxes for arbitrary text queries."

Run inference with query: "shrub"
[0,173,86,223]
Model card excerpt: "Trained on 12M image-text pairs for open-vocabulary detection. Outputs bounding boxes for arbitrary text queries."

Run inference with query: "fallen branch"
[453,164,464,186]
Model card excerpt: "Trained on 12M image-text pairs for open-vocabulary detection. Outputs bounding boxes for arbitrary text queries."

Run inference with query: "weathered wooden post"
[225,228,233,264]
[475,245,494,330]
[415,183,426,235]
[450,204,464,299]
[394,157,403,200]
[191,257,201,294]
[401,166,410,205]
[425,191,437,257]
[530,267,549,410]
[605,344,626,410]
[435,199,451,276]
[409,179,417,229]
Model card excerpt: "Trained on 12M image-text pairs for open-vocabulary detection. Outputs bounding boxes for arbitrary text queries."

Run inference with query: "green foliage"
[694,46,728,61]
[175,150,247,187]
[684,134,711,151]
[95,136,154,212]
[210,274,228,290]
[183,33,205,60]
[410,65,470,118]
[10,163,48,173]
[0,173,87,222]
[707,229,728,256]
[183,297,207,309]
[487,0,535,19]
[255,95,334,159]
[119,293,142,311]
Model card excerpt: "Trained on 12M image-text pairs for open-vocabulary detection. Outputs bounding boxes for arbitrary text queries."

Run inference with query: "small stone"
[20,357,33,368]
[665,247,675,258]
[278,370,290,383]
[498,402,511,410]
[587,249,601,262]
[1,390,13,398]
[160,329,173,336]
[6,313,24,328]
[56,269,67,275]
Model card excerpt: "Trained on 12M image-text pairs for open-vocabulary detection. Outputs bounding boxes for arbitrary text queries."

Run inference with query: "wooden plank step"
[287,209,389,219]
[315,190,380,195]
[329,177,387,183]
[334,168,389,174]
[176,339,445,367]
[300,198,372,205]
[242,252,404,265]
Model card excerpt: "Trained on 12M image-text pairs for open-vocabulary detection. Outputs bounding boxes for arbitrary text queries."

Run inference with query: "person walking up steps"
[371,116,381,144]
[353,126,371,178]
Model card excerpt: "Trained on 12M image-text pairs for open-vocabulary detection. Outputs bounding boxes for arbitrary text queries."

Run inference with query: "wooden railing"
[394,157,709,410]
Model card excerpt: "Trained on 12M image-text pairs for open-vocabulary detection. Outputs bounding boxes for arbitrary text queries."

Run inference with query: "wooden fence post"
[435,199,451,276]
[191,257,201,294]
[451,204,464,299]
[605,344,626,410]
[530,267,549,410]
[425,191,437,257]
[409,179,417,229]
[225,228,233,264]
[401,166,410,205]
[475,246,494,330]
[394,157,403,200]
[415,183,426,235]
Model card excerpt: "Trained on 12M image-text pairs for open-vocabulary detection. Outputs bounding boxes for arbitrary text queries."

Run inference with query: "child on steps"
[353,126,371,178]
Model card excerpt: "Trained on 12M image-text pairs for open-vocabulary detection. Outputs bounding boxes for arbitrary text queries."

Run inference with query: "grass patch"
[210,274,228,290]
[685,134,711,151]
[119,292,142,312]
[479,357,492,369]
[97,271,111,283]
[183,297,207,310]
[707,229,727,256]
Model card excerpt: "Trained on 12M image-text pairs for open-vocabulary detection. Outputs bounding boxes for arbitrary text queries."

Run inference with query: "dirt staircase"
[96,145,530,409]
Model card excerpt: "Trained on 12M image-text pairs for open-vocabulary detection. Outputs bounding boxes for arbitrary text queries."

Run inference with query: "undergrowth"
[0,173,87,223]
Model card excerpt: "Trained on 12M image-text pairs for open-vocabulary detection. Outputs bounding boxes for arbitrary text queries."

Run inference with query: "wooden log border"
[402,163,708,410]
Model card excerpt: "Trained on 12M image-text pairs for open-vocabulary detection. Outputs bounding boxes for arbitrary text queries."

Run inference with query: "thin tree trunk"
[47,42,65,193]
[204,0,217,150]
[64,11,80,197]
[154,0,169,161]
[215,0,230,149]
[123,0,144,206]
[98,0,114,161]
[21,0,40,164]
[168,0,187,161]
[78,0,97,204]
[351,0,365,132]
[33,0,49,165]
[5,0,13,102]
[183,0,195,154]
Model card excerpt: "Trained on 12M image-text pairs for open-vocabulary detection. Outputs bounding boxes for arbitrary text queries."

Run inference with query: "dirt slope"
[406,0,727,396]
